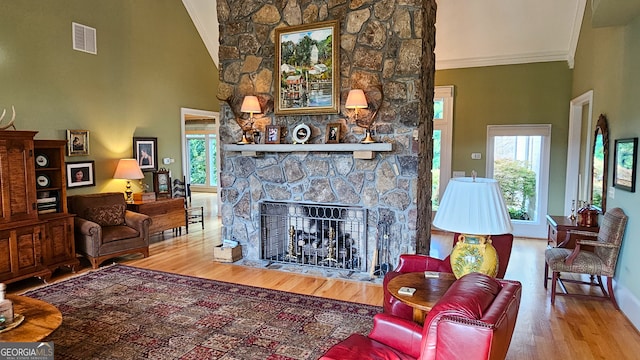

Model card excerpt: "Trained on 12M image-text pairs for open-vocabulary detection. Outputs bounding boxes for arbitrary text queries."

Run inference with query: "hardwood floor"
[7,193,640,359]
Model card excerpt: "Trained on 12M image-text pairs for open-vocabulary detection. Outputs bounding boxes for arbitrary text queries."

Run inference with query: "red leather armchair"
[383,233,514,320]
[321,272,522,360]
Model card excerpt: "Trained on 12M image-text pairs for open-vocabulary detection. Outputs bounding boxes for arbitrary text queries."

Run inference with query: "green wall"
[435,62,573,215]
[0,0,219,193]
[573,3,640,305]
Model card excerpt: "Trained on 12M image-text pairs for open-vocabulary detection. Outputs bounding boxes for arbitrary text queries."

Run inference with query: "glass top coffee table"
[387,271,457,324]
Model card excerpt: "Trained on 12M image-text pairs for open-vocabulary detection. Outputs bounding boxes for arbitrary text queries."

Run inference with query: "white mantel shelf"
[224,143,393,159]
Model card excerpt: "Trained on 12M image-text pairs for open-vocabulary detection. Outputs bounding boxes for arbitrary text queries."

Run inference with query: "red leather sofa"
[320,272,522,360]
[383,233,514,320]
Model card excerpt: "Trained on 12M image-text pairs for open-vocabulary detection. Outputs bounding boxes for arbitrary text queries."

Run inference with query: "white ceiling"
[435,0,585,69]
[183,0,586,70]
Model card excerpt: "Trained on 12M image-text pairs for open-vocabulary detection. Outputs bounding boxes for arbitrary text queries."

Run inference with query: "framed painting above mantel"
[274,20,340,115]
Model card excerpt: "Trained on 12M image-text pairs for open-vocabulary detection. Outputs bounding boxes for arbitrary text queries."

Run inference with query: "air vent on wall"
[72,22,97,54]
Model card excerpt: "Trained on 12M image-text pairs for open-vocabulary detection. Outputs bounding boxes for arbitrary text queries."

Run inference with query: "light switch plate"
[608,186,615,199]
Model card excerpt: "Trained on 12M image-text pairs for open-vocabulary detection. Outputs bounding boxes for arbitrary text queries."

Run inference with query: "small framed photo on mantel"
[265,125,281,144]
[326,123,340,144]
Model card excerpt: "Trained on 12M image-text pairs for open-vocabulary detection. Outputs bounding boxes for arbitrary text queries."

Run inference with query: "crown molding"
[436,51,572,71]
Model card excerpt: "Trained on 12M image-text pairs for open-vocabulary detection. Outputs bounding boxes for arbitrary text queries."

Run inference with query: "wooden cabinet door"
[0,133,38,223]
[42,215,78,271]
[0,223,50,283]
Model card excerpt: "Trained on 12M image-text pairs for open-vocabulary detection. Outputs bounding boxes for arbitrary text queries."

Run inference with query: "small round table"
[387,272,456,324]
[0,295,62,342]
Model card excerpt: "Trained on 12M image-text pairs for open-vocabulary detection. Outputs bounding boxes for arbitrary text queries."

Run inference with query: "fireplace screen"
[260,201,367,272]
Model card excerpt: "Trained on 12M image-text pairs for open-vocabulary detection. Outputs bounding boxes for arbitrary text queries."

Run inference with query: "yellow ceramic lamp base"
[449,234,499,279]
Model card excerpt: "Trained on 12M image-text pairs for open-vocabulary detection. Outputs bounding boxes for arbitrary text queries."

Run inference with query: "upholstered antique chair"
[321,272,522,360]
[383,233,514,320]
[544,207,628,309]
[172,176,204,233]
[68,192,151,268]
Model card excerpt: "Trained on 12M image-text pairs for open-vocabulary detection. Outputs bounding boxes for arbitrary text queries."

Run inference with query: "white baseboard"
[615,280,640,331]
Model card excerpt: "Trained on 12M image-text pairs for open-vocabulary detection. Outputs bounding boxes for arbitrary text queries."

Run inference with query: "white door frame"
[565,90,593,216]
[486,124,552,238]
[180,107,220,214]
[434,85,454,203]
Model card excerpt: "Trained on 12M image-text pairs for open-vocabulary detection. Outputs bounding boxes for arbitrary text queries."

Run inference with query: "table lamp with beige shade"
[238,95,261,144]
[113,159,145,203]
[432,175,513,279]
[345,89,376,144]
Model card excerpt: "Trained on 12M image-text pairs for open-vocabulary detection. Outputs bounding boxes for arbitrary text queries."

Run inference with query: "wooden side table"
[0,295,61,342]
[127,198,186,235]
[546,215,599,248]
[387,272,457,324]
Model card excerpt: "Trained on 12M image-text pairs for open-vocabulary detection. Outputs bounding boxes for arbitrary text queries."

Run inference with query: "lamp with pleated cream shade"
[238,95,261,144]
[433,176,513,278]
[113,159,144,203]
[346,89,378,143]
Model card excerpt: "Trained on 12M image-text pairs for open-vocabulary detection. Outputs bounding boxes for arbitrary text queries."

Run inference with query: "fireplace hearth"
[260,201,367,272]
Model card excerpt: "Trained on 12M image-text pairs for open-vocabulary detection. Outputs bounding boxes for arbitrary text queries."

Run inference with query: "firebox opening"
[260,201,367,272]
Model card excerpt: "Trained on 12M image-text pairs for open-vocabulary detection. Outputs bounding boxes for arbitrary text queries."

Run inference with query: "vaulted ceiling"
[182,0,640,71]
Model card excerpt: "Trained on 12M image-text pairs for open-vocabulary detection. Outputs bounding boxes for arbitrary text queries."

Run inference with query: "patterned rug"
[24,265,380,359]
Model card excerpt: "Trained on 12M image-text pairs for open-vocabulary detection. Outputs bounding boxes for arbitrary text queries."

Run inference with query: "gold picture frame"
[67,129,89,156]
[274,20,340,115]
[326,123,340,144]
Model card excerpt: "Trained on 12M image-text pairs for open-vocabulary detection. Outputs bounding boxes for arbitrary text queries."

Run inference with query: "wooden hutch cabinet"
[34,140,79,273]
[0,131,51,283]
[0,132,78,285]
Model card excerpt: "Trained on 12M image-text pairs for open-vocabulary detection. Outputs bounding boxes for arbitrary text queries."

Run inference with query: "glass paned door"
[487,125,551,238]
[432,86,453,212]
[432,128,442,210]
[187,133,218,190]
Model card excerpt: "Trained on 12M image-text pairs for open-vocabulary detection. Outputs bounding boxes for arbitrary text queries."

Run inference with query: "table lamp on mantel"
[432,175,513,279]
[113,159,144,203]
[345,89,375,143]
[238,95,261,144]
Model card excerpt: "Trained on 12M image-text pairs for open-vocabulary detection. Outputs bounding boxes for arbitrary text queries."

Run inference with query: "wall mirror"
[591,114,609,213]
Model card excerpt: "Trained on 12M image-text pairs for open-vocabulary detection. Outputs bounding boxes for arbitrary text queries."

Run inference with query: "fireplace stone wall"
[217,0,435,271]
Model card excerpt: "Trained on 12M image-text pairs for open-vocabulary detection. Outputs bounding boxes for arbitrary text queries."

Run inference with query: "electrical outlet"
[608,186,615,199]
[471,153,482,160]
[452,171,465,178]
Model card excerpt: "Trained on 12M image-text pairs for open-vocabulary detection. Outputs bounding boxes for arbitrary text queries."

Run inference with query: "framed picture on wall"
[133,137,158,172]
[67,129,90,156]
[274,20,340,115]
[613,137,638,192]
[66,161,96,188]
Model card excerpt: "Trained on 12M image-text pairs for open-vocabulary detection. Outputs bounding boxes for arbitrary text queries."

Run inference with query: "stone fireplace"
[217,0,436,274]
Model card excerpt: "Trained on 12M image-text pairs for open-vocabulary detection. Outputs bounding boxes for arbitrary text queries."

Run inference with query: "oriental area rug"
[23,265,380,359]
